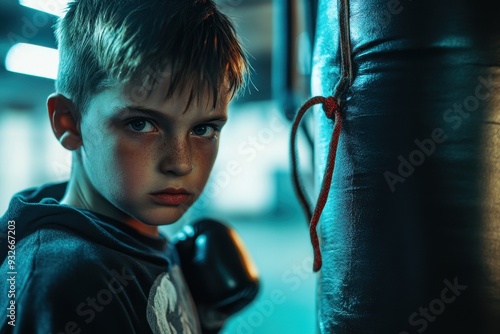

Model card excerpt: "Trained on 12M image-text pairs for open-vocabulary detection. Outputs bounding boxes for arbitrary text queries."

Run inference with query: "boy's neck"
[61,170,159,238]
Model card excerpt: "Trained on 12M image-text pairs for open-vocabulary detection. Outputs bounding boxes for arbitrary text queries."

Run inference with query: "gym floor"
[221,216,316,334]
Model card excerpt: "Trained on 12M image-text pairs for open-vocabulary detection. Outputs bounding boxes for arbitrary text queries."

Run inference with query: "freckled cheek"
[192,142,219,188]
[112,139,158,191]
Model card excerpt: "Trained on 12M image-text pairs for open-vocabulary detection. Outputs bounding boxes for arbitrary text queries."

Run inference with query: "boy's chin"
[135,205,191,226]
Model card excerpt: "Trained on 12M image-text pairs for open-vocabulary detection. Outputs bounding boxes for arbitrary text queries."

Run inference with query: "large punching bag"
[309,0,500,332]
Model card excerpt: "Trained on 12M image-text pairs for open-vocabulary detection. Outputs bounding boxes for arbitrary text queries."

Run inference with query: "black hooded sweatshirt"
[0,182,201,334]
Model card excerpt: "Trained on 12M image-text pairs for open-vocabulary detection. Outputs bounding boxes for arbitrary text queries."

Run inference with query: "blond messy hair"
[55,0,249,118]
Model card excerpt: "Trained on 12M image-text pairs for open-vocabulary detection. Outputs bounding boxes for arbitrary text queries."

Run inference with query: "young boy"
[0,0,255,333]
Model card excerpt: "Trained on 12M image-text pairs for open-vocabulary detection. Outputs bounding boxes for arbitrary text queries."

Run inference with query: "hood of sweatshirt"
[0,182,170,265]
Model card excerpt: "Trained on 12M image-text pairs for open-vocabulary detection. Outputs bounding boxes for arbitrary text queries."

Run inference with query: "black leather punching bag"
[311,0,500,333]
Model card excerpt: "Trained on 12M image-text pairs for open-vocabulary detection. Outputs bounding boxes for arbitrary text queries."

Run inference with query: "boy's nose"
[159,138,193,176]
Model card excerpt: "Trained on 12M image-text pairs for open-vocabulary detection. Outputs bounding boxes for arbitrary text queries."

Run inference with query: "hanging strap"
[290,0,352,272]
[290,96,341,272]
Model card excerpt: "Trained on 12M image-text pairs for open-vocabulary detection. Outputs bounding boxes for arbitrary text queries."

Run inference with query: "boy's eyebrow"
[120,105,228,123]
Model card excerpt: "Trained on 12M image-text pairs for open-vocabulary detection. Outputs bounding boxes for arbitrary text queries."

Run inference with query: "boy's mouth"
[150,188,191,206]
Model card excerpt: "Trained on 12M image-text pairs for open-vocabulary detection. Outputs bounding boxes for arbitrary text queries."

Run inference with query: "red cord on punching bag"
[290,96,342,272]
[291,0,352,272]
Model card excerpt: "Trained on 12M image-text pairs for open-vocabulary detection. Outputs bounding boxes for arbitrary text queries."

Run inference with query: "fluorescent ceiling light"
[5,43,59,80]
[19,0,69,17]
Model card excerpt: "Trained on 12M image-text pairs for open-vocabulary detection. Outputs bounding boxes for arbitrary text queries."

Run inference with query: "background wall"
[0,1,317,333]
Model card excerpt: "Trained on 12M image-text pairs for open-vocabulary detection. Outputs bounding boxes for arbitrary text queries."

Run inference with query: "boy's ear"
[47,93,82,150]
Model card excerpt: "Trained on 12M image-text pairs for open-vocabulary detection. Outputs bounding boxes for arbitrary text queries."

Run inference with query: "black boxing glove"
[172,218,259,333]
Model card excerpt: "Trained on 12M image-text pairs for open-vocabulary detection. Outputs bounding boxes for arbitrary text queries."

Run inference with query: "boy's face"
[76,78,228,227]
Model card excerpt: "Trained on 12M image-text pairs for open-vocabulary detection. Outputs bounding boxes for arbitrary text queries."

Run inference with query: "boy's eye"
[192,124,217,138]
[126,119,157,133]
